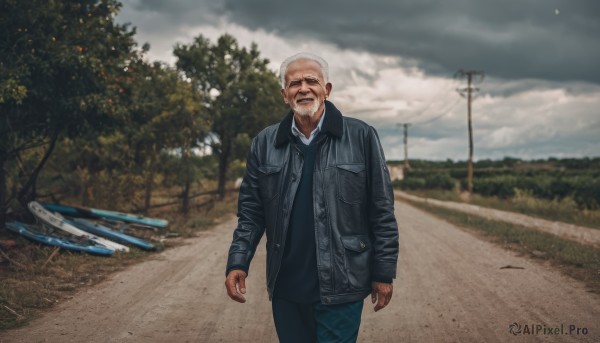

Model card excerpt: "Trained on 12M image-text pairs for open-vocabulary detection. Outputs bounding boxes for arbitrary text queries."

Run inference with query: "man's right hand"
[225,269,247,303]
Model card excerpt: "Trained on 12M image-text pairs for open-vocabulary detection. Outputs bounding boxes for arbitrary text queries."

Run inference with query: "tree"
[0,0,137,226]
[45,60,210,213]
[174,34,286,199]
[160,70,210,214]
[110,59,208,213]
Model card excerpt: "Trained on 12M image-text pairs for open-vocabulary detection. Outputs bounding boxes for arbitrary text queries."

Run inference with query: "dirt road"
[396,191,600,248]
[1,202,598,342]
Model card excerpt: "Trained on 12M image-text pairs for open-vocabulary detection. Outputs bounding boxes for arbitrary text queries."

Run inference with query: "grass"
[401,197,600,294]
[177,194,238,237]
[0,193,238,331]
[0,246,149,330]
[404,189,600,230]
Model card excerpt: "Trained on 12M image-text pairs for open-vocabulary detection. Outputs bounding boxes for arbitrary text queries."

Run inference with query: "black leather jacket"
[226,101,399,305]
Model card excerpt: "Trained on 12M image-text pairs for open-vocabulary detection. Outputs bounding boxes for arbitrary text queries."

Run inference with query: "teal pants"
[271,297,364,343]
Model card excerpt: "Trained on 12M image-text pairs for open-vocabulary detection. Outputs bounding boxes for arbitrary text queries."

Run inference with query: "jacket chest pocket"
[336,164,366,204]
[258,165,283,204]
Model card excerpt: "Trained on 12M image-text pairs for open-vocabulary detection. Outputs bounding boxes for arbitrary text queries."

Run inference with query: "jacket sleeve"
[367,126,399,283]
[225,137,266,276]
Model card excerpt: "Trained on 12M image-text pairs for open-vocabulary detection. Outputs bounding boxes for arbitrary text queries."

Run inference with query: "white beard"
[292,100,320,117]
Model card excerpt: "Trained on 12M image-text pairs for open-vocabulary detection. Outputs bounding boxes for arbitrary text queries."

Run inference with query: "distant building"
[387,164,404,181]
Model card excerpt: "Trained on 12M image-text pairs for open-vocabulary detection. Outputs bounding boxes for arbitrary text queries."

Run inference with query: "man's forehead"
[285,59,323,79]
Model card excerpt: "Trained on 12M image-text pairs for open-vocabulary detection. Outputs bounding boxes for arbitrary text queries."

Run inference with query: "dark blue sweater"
[273,140,320,303]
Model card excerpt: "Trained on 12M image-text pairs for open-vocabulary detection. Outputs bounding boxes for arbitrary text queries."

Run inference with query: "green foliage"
[393,177,425,190]
[0,0,136,141]
[228,159,248,181]
[472,175,518,198]
[20,48,217,212]
[470,175,600,209]
[424,173,456,190]
[174,34,288,197]
[395,172,455,191]
[0,0,138,223]
[395,157,600,210]
[511,188,579,219]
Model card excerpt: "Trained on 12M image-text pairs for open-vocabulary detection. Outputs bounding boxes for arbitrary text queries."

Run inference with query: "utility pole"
[397,123,411,171]
[455,70,484,195]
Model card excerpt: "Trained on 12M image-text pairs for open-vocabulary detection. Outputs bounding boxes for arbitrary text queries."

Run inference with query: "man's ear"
[325,82,332,98]
[280,88,288,104]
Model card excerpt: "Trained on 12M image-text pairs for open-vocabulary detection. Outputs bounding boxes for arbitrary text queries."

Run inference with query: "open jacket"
[226,100,399,305]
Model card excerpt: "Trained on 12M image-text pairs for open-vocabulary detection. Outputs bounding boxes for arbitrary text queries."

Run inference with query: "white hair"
[279,52,329,88]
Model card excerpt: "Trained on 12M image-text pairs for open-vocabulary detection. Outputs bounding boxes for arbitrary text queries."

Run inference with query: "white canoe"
[28,201,130,253]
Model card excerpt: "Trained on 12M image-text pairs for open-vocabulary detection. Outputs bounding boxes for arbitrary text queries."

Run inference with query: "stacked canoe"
[5,201,168,256]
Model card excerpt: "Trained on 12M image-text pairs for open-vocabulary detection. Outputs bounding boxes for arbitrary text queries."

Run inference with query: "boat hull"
[6,222,114,256]
[68,218,155,251]
[41,203,168,229]
[28,201,130,252]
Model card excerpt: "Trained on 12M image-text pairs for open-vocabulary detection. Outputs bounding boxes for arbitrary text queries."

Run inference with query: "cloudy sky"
[117,0,600,161]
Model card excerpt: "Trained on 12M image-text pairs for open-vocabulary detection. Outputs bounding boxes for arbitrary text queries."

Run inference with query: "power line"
[416,98,462,126]
[401,80,459,123]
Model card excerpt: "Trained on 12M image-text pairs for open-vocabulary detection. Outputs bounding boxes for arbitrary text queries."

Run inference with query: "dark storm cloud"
[130,0,225,23]
[118,0,600,160]
[481,78,600,98]
[214,0,600,84]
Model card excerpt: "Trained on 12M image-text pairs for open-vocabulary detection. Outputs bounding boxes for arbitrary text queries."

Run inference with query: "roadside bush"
[473,176,517,198]
[394,177,426,190]
[514,175,554,199]
[512,188,579,217]
[394,159,600,209]
[424,173,456,190]
[395,173,455,191]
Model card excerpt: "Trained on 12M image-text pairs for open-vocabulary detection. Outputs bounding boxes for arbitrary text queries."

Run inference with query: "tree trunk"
[77,167,91,206]
[182,178,190,216]
[17,133,59,206]
[0,114,7,229]
[144,169,153,214]
[217,144,231,200]
[0,153,7,229]
[181,144,191,215]
[143,144,157,214]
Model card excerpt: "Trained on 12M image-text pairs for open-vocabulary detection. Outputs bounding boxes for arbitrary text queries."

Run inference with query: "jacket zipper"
[318,140,336,294]
[271,144,302,294]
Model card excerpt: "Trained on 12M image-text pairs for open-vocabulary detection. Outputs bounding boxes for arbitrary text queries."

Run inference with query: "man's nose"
[299,81,310,93]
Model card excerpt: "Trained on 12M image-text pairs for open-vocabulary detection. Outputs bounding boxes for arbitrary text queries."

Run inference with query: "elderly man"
[225,52,399,342]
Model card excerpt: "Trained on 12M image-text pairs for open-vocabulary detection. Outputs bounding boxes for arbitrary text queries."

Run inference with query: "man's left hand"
[371,281,393,312]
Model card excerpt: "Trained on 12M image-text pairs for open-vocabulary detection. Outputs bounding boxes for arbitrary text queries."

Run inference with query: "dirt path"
[397,191,600,248]
[1,203,598,342]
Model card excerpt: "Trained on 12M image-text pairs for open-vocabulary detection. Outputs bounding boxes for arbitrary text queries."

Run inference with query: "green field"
[391,157,600,229]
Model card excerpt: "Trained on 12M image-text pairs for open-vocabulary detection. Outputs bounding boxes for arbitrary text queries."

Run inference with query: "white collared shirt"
[291,108,326,145]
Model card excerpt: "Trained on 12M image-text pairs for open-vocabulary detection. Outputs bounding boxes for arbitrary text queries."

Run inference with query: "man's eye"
[288,81,301,87]
[306,78,319,84]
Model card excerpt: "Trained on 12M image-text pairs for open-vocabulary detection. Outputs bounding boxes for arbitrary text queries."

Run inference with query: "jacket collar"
[275,100,343,147]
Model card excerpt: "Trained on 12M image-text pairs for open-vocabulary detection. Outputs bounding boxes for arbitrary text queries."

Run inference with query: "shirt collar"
[275,100,343,148]
[291,106,326,144]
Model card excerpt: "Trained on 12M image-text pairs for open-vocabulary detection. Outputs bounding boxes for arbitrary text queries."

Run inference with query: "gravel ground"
[1,202,598,342]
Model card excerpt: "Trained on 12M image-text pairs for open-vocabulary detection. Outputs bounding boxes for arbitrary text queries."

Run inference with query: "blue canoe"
[5,221,114,256]
[40,203,168,229]
[67,218,155,251]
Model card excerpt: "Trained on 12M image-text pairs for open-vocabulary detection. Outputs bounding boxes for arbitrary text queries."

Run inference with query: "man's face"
[281,59,332,117]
